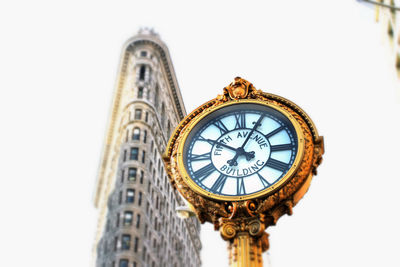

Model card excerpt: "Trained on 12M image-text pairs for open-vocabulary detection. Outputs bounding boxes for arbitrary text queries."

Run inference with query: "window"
[136,214,141,228]
[116,213,119,227]
[121,235,131,250]
[130,148,138,160]
[106,220,110,232]
[167,121,171,139]
[120,169,125,183]
[143,130,147,143]
[141,151,146,163]
[123,150,127,161]
[134,237,139,252]
[132,128,140,140]
[154,84,159,108]
[124,211,133,226]
[138,191,142,206]
[142,246,147,260]
[139,65,146,81]
[161,103,165,127]
[134,109,142,120]
[148,67,152,81]
[114,236,118,251]
[128,167,137,181]
[140,171,144,184]
[119,260,128,267]
[145,111,149,122]
[140,51,147,57]
[118,191,122,204]
[126,189,135,203]
[138,87,144,98]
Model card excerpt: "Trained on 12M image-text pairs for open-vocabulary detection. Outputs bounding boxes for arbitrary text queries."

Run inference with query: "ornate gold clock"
[164,78,324,267]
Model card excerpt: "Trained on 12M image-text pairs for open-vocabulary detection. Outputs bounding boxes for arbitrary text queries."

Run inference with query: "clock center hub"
[211,129,271,178]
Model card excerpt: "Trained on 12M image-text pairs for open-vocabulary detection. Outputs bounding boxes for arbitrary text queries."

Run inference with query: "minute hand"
[206,139,237,152]
[226,115,264,166]
[240,114,265,149]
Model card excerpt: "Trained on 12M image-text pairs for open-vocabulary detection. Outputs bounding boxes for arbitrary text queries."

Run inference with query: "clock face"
[180,101,303,200]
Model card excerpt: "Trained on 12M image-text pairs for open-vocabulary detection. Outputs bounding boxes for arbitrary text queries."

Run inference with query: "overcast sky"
[1,1,400,267]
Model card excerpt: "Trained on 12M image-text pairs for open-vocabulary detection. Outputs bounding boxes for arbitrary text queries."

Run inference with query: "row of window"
[116,259,135,267]
[114,234,139,252]
[133,84,172,138]
[118,189,142,205]
[126,127,147,143]
[123,147,145,163]
[121,168,144,184]
[119,211,141,228]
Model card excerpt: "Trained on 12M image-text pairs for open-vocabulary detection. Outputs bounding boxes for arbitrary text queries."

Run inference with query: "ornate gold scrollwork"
[224,77,253,100]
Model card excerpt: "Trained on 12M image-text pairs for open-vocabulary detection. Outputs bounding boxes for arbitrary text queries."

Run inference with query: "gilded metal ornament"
[163,77,324,266]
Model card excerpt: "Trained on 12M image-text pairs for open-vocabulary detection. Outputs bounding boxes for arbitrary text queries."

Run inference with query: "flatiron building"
[93,29,202,267]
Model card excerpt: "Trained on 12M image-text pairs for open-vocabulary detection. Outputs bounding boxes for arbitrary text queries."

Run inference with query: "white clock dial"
[183,103,298,197]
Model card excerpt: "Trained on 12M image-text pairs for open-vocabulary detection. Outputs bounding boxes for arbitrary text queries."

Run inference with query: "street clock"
[164,78,324,267]
[179,100,304,201]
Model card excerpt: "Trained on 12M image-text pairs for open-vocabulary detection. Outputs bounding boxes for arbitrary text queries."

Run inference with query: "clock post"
[163,78,324,267]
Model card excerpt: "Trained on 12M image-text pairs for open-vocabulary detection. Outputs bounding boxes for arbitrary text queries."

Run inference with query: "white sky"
[1,1,400,267]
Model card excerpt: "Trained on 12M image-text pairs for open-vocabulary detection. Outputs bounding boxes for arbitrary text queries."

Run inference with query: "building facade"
[93,29,202,267]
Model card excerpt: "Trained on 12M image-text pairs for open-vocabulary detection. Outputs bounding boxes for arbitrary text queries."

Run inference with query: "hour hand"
[227,156,239,166]
[245,151,255,161]
[227,148,255,166]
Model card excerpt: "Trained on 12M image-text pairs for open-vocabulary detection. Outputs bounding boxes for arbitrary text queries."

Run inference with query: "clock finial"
[224,77,254,100]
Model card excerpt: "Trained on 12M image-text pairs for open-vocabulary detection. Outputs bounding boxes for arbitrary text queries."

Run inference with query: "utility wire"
[359,0,400,11]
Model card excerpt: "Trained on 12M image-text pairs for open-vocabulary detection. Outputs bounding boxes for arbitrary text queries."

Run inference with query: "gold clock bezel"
[176,99,305,201]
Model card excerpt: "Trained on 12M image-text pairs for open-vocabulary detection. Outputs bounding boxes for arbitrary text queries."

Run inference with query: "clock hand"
[227,147,255,166]
[227,152,240,166]
[206,139,254,165]
[206,139,237,152]
[227,115,264,166]
[240,114,265,150]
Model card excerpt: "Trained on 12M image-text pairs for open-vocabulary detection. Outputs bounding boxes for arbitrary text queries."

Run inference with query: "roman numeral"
[189,152,211,161]
[210,174,228,193]
[213,120,229,135]
[234,113,246,129]
[257,173,271,188]
[193,163,215,181]
[265,158,289,172]
[270,144,293,152]
[197,135,215,146]
[265,126,284,138]
[237,178,246,195]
